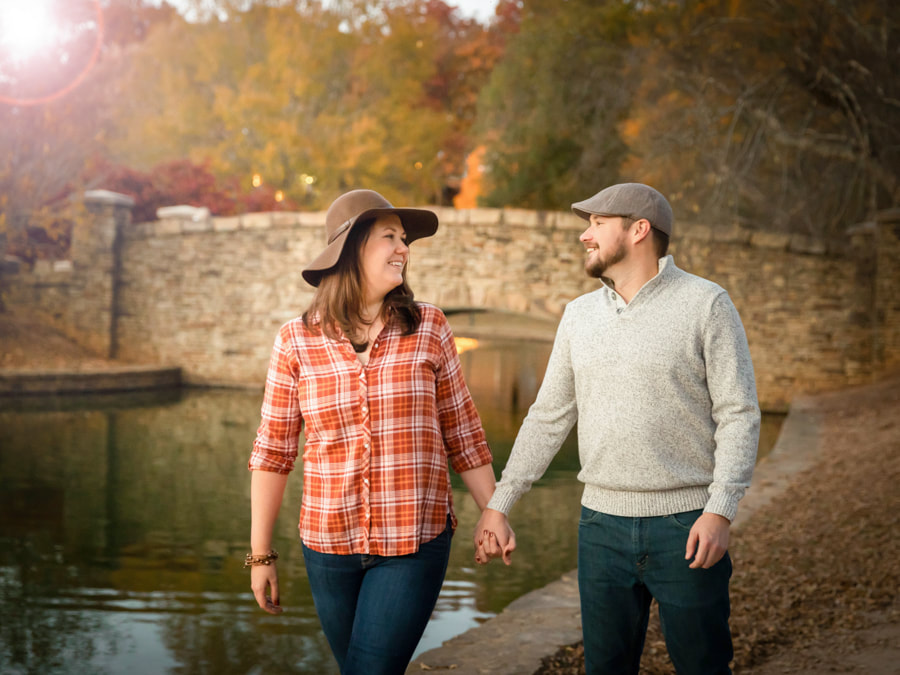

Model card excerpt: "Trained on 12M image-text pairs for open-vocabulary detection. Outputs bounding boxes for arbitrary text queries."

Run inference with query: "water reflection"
[0,339,783,674]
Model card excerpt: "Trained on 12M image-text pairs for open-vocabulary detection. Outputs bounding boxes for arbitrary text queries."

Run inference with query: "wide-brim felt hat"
[302,189,439,287]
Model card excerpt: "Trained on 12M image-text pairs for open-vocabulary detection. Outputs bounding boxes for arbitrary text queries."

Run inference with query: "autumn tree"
[474,0,636,209]
[106,0,506,208]
[625,0,900,235]
[337,0,505,203]
[0,0,180,263]
[1,1,107,262]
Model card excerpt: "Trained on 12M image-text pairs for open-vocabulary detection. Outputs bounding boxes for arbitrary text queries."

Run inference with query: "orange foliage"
[453,146,486,209]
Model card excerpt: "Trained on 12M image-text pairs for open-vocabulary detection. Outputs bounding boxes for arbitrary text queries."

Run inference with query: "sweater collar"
[602,255,678,304]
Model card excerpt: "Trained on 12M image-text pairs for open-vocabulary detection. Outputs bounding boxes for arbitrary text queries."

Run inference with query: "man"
[476,183,760,674]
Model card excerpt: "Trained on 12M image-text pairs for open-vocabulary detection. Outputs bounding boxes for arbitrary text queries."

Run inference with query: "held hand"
[685,512,730,569]
[250,564,283,614]
[473,508,516,566]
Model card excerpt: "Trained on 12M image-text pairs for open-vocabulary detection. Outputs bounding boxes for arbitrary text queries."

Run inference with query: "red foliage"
[85,157,303,223]
[231,182,299,214]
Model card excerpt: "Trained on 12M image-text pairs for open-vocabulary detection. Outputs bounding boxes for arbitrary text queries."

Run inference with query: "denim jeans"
[301,518,452,675]
[578,506,733,675]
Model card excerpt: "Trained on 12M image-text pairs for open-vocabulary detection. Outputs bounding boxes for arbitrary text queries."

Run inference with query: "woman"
[247,189,502,675]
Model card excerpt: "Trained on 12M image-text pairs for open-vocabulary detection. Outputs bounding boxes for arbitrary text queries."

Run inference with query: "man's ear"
[631,218,652,243]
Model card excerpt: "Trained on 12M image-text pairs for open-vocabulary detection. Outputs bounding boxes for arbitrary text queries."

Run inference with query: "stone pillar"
[69,190,134,358]
[844,220,878,383]
[874,208,900,374]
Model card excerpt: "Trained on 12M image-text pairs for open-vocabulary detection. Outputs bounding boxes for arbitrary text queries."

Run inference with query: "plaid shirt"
[249,303,493,556]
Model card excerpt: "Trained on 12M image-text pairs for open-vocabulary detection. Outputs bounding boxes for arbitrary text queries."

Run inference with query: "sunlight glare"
[0,1,58,61]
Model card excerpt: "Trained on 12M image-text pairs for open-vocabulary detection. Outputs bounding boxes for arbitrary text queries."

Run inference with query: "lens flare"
[0,2,58,61]
[0,0,103,106]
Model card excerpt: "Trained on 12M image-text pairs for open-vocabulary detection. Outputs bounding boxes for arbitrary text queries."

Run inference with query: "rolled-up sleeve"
[248,326,303,474]
[434,317,493,474]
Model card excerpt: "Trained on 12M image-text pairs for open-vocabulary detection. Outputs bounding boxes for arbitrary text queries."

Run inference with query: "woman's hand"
[473,508,516,566]
[249,470,289,614]
[250,563,283,614]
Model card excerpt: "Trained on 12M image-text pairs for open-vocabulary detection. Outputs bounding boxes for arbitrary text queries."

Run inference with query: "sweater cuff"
[486,486,520,515]
[704,490,739,523]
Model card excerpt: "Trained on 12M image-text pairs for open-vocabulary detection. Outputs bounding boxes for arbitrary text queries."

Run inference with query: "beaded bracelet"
[244,550,279,568]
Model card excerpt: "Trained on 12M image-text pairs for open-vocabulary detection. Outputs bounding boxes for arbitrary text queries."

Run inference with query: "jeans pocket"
[578,505,603,526]
[665,509,703,532]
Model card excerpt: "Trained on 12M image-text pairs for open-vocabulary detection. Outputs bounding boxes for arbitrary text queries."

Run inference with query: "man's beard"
[585,242,627,279]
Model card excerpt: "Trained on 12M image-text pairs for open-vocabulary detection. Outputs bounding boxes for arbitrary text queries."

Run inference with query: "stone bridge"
[3,190,899,410]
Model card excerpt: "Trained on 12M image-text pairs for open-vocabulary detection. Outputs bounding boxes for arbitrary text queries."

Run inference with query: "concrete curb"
[0,365,182,397]
[408,571,582,675]
[408,400,824,675]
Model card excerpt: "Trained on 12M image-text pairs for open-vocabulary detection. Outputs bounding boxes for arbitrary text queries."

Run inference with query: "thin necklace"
[350,309,383,353]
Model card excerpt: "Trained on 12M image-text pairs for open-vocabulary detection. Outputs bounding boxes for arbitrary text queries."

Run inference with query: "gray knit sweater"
[487,256,760,522]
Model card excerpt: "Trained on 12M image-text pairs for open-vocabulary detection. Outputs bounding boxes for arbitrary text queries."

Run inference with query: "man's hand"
[473,508,516,566]
[685,512,730,569]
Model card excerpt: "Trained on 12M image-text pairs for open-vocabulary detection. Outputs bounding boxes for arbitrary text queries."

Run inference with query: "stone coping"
[0,365,182,397]
[407,396,823,674]
[123,206,836,256]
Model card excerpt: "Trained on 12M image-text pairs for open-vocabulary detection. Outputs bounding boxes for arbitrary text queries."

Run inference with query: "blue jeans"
[578,507,733,675]
[301,518,452,675]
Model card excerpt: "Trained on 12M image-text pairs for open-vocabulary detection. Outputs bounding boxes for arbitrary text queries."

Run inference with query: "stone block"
[156,205,210,221]
[432,207,462,224]
[681,223,713,241]
[461,208,502,225]
[155,219,183,236]
[241,213,273,229]
[84,189,135,208]
[712,225,752,244]
[750,231,791,249]
[502,208,541,228]
[181,218,213,234]
[126,223,153,240]
[297,211,327,227]
[33,260,53,276]
[271,212,299,227]
[555,212,586,231]
[213,216,241,232]
[789,234,827,255]
[1,255,22,273]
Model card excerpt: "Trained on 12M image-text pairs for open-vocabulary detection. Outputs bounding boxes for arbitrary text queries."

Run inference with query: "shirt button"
[362,405,367,413]
[617,308,623,314]
[364,442,370,449]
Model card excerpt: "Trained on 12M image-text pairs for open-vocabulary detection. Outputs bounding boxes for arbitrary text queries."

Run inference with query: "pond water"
[0,337,783,674]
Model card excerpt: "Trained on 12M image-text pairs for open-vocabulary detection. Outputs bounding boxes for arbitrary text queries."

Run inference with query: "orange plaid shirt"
[249,303,493,556]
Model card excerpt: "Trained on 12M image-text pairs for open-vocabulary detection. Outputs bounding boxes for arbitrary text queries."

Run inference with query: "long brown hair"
[302,218,421,342]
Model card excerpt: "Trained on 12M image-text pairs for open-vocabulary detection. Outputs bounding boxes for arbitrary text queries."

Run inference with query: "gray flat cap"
[571,183,673,236]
